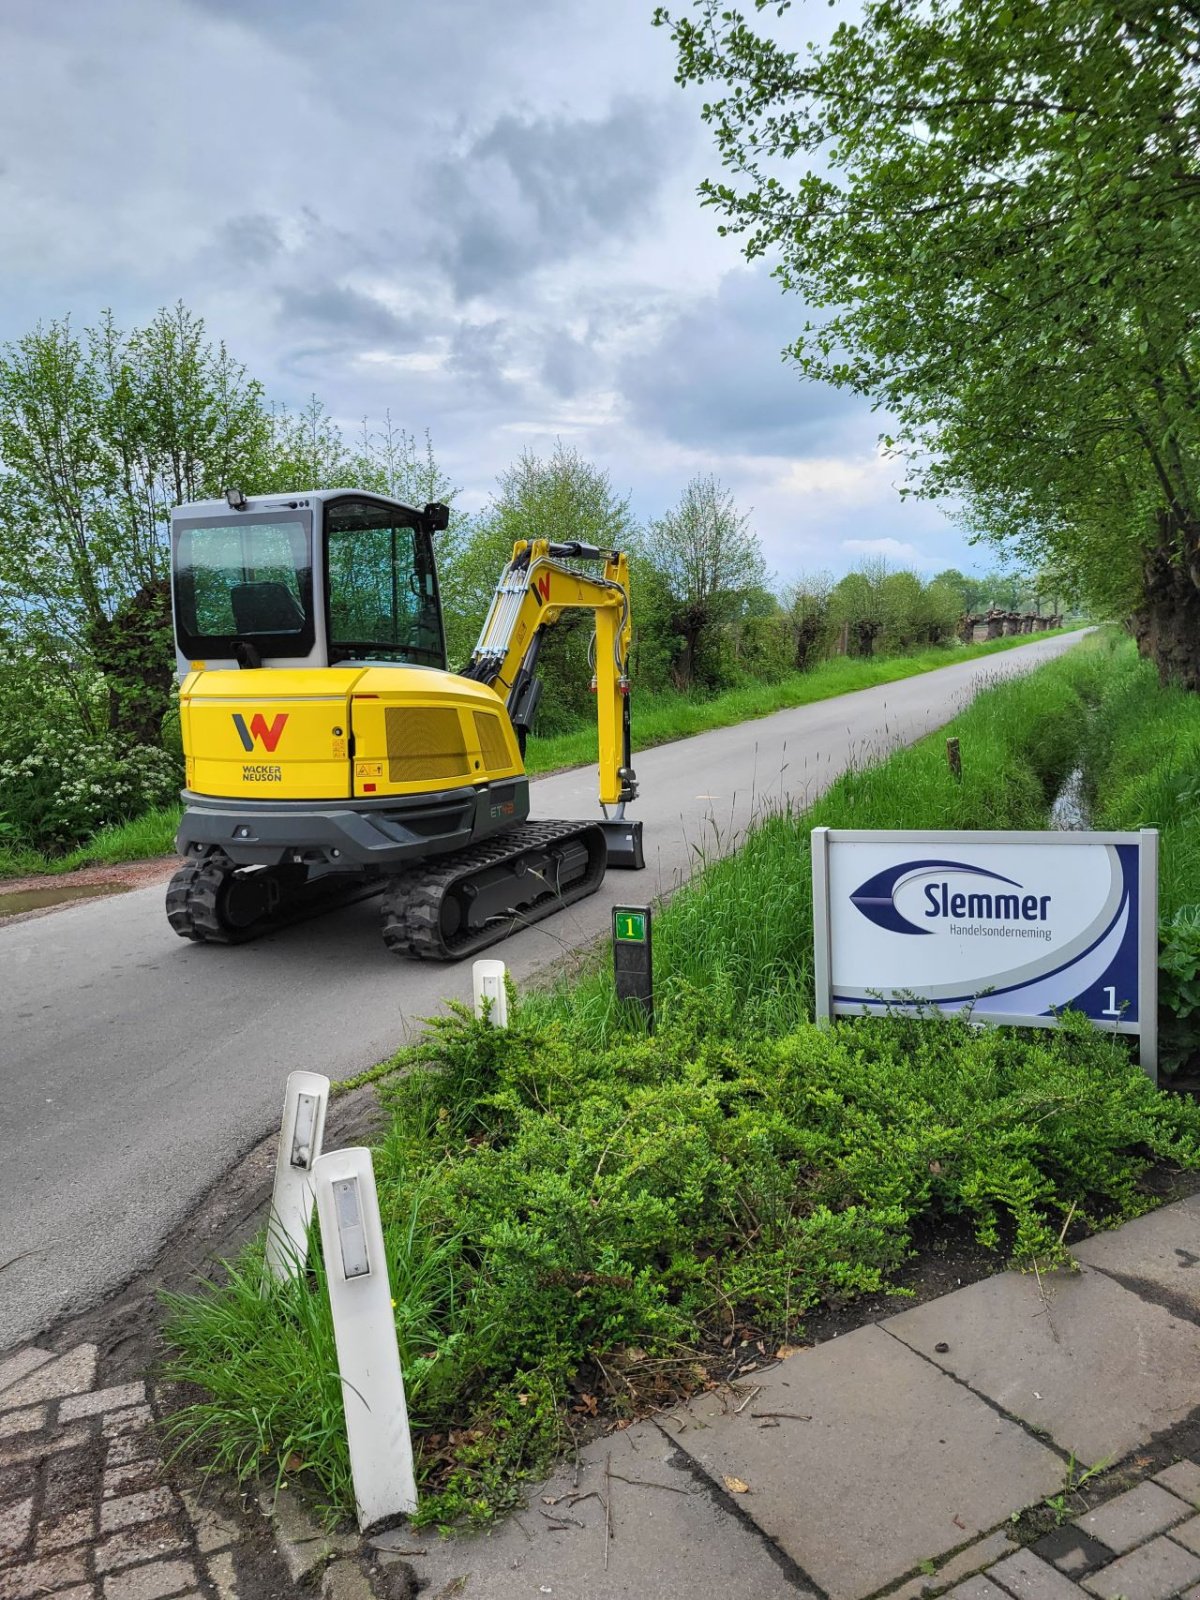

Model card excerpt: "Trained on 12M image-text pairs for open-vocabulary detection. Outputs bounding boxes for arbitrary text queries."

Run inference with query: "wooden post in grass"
[946,737,962,782]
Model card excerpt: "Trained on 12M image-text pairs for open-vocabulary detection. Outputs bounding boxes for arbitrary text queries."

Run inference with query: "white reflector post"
[472,958,508,1026]
[312,1146,417,1527]
[264,1071,330,1286]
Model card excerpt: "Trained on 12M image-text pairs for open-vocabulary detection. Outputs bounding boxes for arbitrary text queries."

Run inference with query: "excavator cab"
[171,491,449,674]
[166,488,643,959]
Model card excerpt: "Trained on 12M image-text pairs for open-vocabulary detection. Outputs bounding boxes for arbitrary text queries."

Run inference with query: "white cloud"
[842,537,942,570]
[0,0,984,579]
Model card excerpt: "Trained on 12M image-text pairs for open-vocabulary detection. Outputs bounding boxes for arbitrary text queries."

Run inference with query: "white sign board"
[811,828,1158,1079]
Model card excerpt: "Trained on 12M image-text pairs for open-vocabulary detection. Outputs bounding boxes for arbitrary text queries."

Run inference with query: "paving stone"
[0,1346,97,1410]
[1072,1482,1191,1554]
[107,1433,159,1469]
[668,1325,1063,1600]
[945,1580,1010,1600]
[0,1495,34,1562]
[1156,1461,1200,1509]
[101,1407,154,1440]
[320,1561,377,1600]
[1082,1535,1200,1599]
[0,1405,46,1441]
[987,1548,1089,1600]
[206,1550,238,1600]
[43,1441,106,1516]
[414,1417,810,1600]
[1073,1193,1200,1316]
[178,1489,241,1555]
[935,1532,1021,1589]
[0,1422,93,1468]
[1173,1514,1200,1555]
[99,1488,178,1535]
[103,1460,163,1499]
[0,1547,89,1599]
[60,1383,146,1422]
[35,1506,96,1553]
[885,1266,1200,1468]
[0,1348,53,1398]
[94,1519,188,1573]
[1030,1525,1114,1579]
[102,1559,199,1600]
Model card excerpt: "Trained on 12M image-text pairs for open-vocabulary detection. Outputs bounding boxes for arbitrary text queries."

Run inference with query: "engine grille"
[385,708,470,784]
[473,711,510,772]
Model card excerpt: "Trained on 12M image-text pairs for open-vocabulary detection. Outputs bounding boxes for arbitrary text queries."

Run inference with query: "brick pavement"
[885,1460,1200,1600]
[0,1343,241,1600]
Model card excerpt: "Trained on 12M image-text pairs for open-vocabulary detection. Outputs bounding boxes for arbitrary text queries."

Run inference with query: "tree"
[461,443,639,728]
[780,572,833,670]
[639,475,766,687]
[829,565,888,658]
[0,306,269,741]
[658,0,1200,686]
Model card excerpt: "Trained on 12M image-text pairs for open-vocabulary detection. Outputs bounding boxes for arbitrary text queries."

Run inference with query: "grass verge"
[0,629,1075,880]
[162,631,1200,1528]
[521,626,1078,776]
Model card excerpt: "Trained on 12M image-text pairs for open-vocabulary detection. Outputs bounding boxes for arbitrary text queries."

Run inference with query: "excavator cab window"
[173,513,315,660]
[325,498,446,668]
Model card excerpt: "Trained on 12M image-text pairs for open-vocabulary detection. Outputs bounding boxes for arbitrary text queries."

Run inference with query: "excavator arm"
[461,538,638,812]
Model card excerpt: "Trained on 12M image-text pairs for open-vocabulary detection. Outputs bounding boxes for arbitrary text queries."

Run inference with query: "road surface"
[0,631,1087,1348]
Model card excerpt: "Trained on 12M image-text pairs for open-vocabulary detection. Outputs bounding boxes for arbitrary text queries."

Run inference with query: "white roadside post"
[312,1146,417,1528]
[472,958,509,1026]
[264,1071,330,1286]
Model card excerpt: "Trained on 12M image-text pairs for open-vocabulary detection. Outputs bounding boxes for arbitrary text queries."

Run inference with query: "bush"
[163,1002,1200,1525]
[0,735,183,853]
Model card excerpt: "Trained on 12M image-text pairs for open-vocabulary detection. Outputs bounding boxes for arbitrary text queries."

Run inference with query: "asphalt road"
[0,631,1088,1349]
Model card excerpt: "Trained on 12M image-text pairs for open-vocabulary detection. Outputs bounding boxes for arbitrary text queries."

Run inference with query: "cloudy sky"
[1,0,984,582]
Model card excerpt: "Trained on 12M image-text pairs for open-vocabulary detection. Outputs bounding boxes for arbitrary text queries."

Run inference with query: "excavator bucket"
[600,817,645,870]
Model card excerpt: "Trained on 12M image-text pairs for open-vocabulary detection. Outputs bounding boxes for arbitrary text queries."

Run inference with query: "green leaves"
[661,0,1200,673]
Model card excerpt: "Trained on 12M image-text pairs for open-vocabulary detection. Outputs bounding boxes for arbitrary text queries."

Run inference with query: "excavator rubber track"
[380,819,607,961]
[166,852,382,944]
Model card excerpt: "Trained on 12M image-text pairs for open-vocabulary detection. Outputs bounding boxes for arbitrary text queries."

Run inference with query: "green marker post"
[613,904,653,1031]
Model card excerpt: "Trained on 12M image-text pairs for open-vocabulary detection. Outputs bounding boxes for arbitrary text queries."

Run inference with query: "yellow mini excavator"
[165,487,643,958]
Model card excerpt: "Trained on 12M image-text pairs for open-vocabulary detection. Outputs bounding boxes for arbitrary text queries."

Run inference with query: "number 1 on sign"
[1102,987,1121,1017]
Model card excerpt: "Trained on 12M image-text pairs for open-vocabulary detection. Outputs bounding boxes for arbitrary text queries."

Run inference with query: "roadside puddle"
[0,882,131,920]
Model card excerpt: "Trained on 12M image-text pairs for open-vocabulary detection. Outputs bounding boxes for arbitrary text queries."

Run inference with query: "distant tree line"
[0,305,1045,850]
[658,0,1200,689]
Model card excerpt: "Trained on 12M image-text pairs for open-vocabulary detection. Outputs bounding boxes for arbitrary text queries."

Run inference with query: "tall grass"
[524,636,1113,1046]
[1080,639,1200,918]
[522,627,1078,776]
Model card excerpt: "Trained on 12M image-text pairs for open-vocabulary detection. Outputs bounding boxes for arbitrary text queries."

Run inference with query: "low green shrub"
[163,1002,1200,1525]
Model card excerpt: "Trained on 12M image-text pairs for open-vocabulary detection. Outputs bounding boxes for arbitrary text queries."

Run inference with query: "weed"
[1043,1454,1112,1523]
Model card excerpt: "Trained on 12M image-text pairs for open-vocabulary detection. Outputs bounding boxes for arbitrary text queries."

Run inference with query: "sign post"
[812,827,1158,1080]
[264,1070,330,1286]
[472,959,509,1027]
[313,1146,417,1528]
[613,904,654,1031]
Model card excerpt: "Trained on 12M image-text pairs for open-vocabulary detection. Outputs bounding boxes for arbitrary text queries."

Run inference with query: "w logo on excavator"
[533,572,552,605]
[232,712,288,753]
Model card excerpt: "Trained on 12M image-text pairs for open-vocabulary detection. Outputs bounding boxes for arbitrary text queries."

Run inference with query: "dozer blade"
[599,817,645,870]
